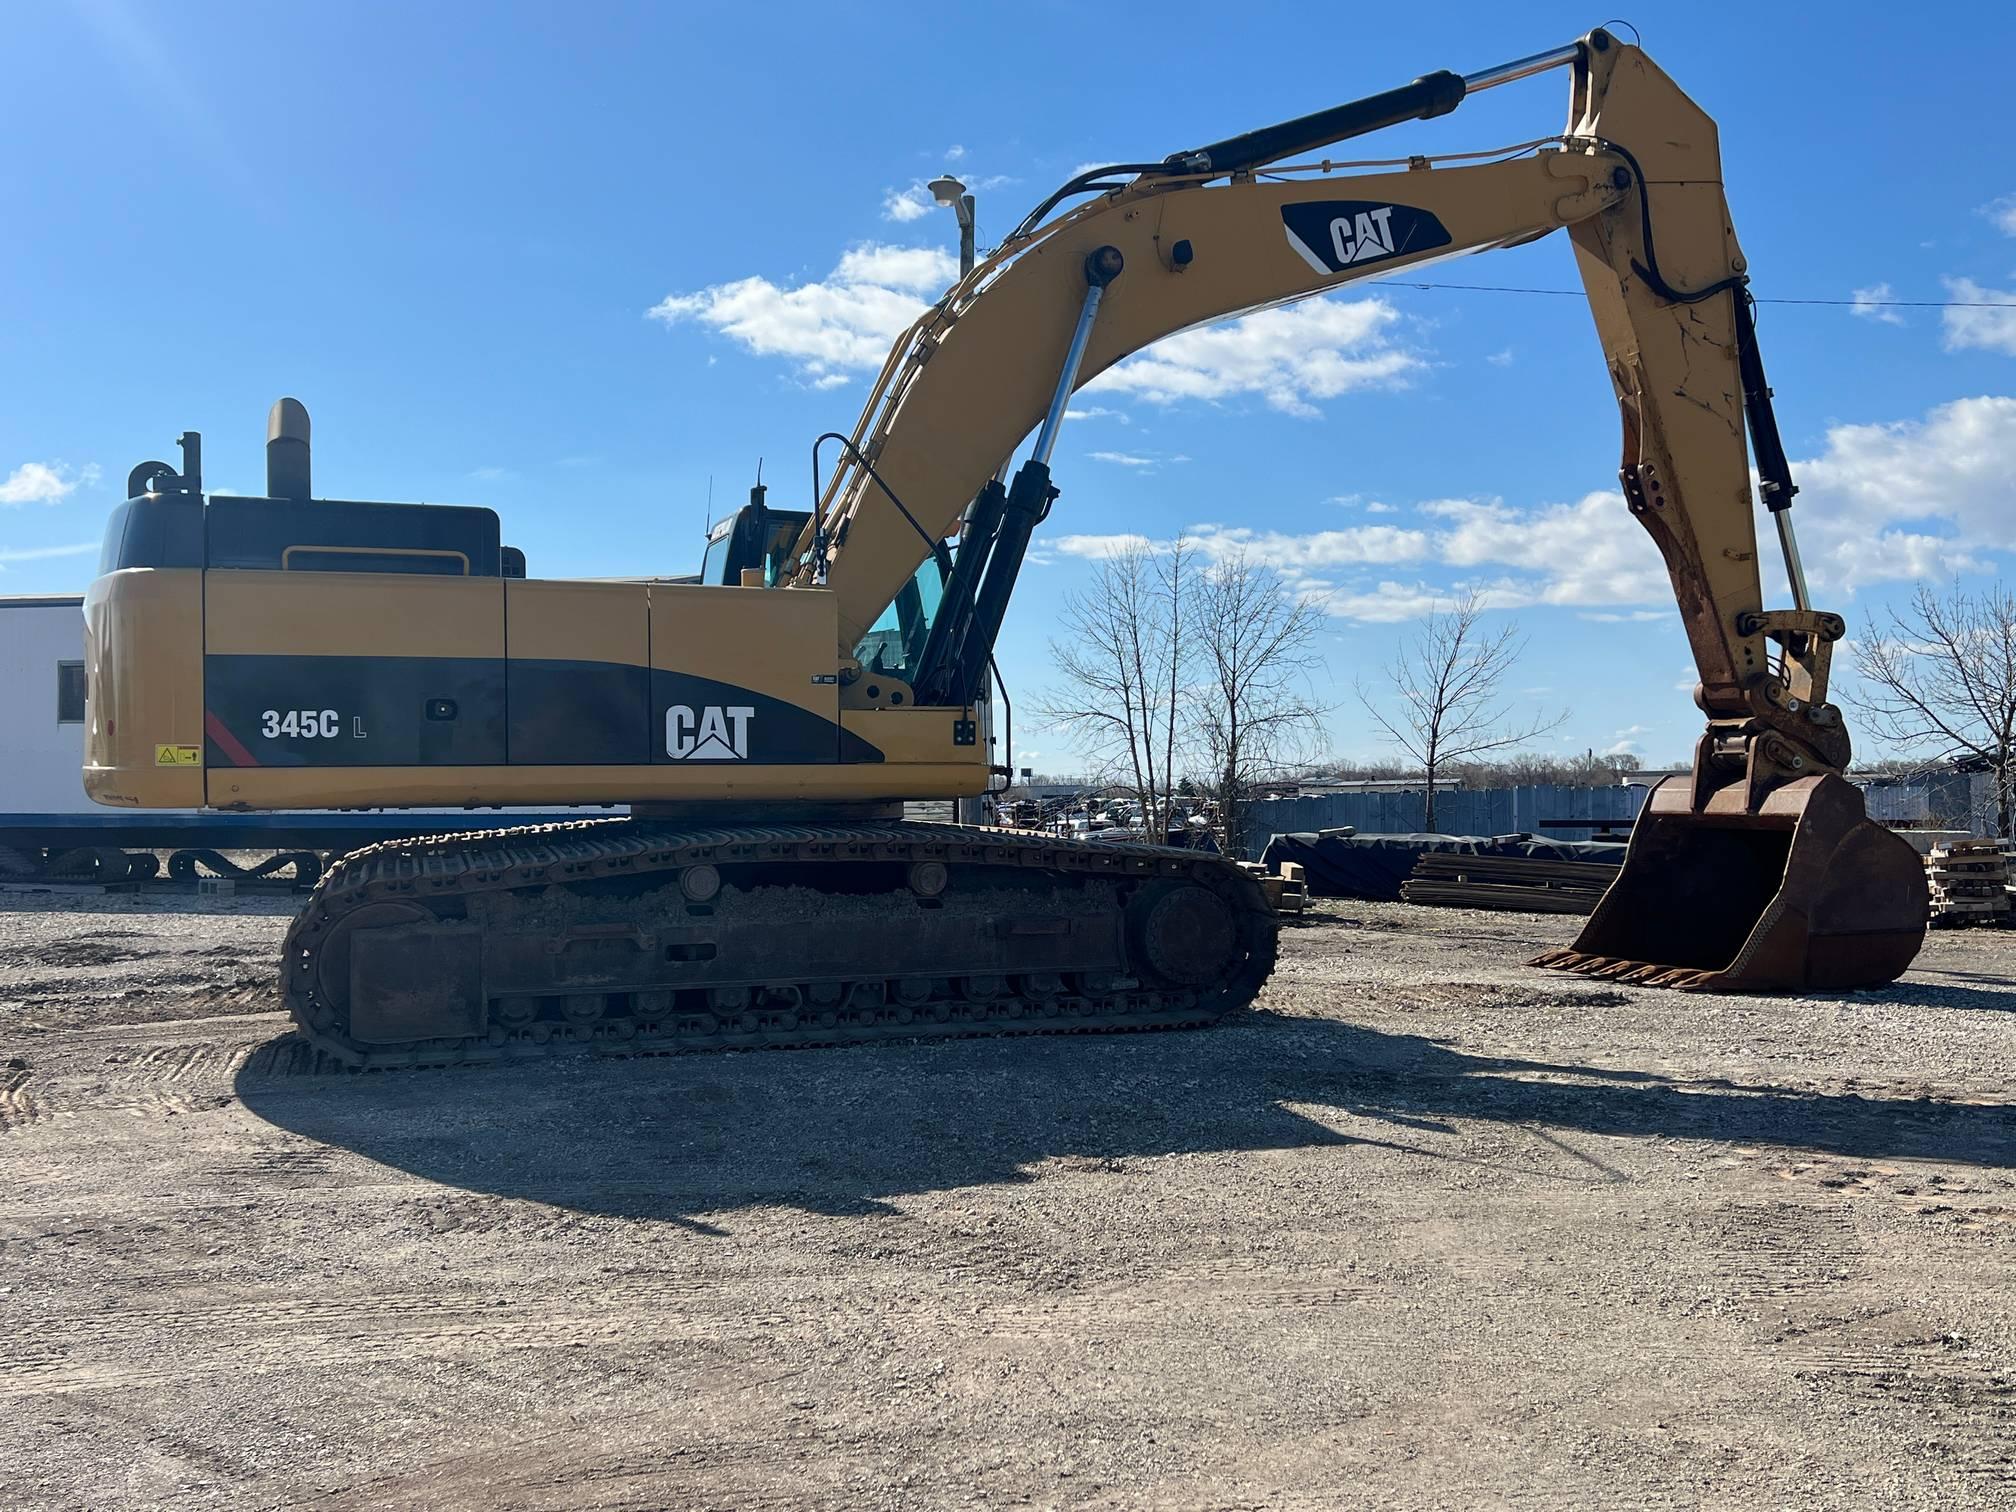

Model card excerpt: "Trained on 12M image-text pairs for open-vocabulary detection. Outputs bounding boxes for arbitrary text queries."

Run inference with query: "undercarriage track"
[282,819,1279,1069]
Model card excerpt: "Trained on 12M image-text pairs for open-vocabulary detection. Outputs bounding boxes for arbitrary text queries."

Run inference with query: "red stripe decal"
[204,710,260,767]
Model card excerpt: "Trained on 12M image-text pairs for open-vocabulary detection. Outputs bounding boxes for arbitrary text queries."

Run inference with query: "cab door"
[649,583,841,765]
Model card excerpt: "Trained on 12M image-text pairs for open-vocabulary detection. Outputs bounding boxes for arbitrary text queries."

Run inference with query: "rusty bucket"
[1531,773,1928,992]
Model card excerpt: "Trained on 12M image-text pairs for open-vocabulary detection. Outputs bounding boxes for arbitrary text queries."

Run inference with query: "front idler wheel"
[1128,882,1239,988]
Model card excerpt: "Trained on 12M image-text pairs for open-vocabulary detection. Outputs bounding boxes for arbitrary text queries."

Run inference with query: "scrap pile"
[1924,839,2010,928]
[1400,851,1618,915]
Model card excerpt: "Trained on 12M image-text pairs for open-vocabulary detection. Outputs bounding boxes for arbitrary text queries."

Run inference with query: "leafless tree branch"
[1354,589,1565,831]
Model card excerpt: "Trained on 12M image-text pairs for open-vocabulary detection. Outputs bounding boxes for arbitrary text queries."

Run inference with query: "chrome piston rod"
[1773,509,1813,612]
[1029,247,1124,467]
[1461,40,1586,95]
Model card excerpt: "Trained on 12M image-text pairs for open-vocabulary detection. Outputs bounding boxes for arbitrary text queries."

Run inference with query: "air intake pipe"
[266,397,312,500]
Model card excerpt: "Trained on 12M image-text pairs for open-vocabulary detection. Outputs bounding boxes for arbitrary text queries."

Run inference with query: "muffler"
[1532,773,1928,992]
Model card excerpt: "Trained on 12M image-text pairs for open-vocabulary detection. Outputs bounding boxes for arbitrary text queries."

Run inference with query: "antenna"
[703,474,714,537]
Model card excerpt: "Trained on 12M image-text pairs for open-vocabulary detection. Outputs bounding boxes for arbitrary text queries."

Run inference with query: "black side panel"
[650,670,864,765]
[205,497,503,576]
[204,654,508,767]
[202,656,877,769]
[99,495,206,574]
[508,659,652,765]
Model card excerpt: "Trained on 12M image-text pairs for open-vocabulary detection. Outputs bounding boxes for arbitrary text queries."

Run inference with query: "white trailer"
[0,596,92,816]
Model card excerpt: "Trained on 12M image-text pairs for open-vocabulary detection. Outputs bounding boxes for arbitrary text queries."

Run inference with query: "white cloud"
[1045,396,2016,620]
[1184,522,1429,569]
[1053,533,1154,560]
[1788,394,2016,588]
[1942,277,2016,355]
[1363,501,1397,514]
[1850,283,1905,325]
[1428,492,1670,607]
[468,465,516,482]
[1298,581,1476,624]
[647,244,959,385]
[1,461,100,506]
[881,184,933,222]
[648,247,1410,416]
[1088,450,1170,468]
[1983,195,2016,237]
[0,541,97,565]
[1485,348,1515,367]
[1082,296,1419,417]
[1064,406,1131,424]
[945,145,966,162]
[1603,725,1663,760]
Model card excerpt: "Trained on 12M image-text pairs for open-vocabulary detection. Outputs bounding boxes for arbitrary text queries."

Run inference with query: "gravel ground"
[1,889,2013,1509]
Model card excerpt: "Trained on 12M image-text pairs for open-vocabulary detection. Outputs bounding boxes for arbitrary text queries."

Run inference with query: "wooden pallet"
[1932,897,2008,912]
[1923,842,2009,923]
[1239,861,1310,915]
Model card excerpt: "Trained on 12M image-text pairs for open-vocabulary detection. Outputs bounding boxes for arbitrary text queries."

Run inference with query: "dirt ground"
[1,888,2013,1510]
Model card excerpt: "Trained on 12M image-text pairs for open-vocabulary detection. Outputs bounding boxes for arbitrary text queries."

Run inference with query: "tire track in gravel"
[0,1066,50,1132]
[0,1265,1908,1403]
[0,1017,343,1135]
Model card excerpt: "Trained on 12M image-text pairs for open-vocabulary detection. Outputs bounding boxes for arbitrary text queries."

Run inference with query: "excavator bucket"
[1532,774,1928,992]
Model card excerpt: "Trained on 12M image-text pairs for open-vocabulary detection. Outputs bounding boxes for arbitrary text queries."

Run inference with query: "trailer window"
[57,661,86,724]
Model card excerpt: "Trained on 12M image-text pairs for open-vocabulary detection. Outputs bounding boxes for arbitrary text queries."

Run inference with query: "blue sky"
[7,0,2016,773]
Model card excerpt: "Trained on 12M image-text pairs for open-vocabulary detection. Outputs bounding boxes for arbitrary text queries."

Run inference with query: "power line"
[1370,280,2016,309]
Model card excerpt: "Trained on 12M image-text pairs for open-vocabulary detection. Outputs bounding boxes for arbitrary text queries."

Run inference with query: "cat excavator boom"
[84,28,1924,1067]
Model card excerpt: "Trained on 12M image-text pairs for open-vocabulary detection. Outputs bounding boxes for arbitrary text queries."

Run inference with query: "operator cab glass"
[855,555,946,684]
[700,500,811,586]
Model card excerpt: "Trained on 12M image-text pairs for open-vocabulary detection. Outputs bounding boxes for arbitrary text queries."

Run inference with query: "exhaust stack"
[266,397,312,500]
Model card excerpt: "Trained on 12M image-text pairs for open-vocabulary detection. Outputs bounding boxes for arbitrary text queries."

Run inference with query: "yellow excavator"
[84,28,1927,1067]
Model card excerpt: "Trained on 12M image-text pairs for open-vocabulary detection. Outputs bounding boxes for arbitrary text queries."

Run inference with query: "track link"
[282,819,1278,1069]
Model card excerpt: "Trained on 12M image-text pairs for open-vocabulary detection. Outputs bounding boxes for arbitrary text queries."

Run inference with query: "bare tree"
[1851,580,2016,837]
[1355,590,1565,831]
[1187,548,1326,854]
[1037,539,1193,836]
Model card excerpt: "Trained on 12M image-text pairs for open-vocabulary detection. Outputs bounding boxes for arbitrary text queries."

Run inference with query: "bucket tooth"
[1539,773,1927,995]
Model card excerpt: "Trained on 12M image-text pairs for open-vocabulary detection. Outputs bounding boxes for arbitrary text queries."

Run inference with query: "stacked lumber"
[1239,860,1310,915]
[1925,839,2010,926]
[1400,851,1617,915]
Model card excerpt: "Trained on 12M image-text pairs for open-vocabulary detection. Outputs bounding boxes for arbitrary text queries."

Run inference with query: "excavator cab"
[700,486,810,587]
